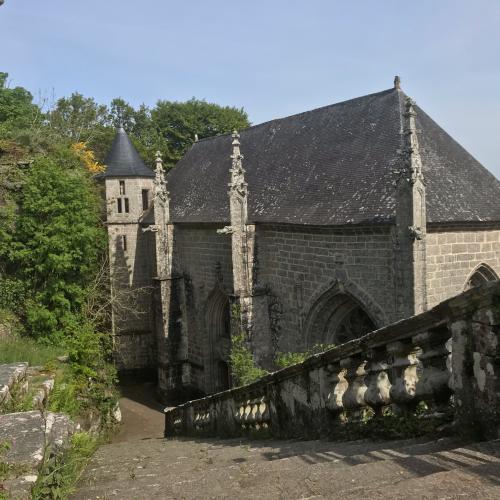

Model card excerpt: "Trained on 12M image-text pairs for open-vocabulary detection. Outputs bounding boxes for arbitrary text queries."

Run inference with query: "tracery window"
[464,264,498,290]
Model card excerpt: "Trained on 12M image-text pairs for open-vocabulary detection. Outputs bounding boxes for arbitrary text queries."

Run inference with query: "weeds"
[275,344,336,369]
[229,334,268,386]
[31,432,98,500]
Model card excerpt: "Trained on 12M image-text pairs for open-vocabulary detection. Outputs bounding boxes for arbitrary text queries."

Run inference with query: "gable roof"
[102,127,154,178]
[167,88,500,225]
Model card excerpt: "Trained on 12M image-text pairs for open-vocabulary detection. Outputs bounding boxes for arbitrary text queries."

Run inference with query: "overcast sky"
[1,0,499,177]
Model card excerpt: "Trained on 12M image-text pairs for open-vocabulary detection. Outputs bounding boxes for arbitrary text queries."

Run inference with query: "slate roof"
[167,88,500,225]
[102,127,154,178]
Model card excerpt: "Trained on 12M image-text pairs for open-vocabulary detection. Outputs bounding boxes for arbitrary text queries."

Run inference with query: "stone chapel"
[101,78,500,402]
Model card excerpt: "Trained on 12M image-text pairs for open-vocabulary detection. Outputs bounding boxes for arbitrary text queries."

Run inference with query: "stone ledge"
[0,362,28,408]
[0,411,76,498]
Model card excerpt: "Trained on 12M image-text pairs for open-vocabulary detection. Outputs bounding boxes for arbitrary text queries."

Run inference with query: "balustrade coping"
[164,280,500,414]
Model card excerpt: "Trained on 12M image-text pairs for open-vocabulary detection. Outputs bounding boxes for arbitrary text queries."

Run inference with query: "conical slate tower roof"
[168,86,500,225]
[103,127,154,178]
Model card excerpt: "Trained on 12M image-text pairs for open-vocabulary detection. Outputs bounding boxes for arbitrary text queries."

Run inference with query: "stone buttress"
[218,132,273,369]
[394,97,428,317]
[146,153,195,402]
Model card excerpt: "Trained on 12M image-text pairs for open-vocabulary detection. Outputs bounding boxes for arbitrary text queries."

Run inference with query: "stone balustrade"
[165,282,500,440]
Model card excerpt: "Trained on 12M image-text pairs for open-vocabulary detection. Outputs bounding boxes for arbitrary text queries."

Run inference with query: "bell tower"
[101,127,157,377]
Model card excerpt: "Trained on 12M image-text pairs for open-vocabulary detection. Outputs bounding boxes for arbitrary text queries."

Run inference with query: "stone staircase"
[0,362,75,499]
[72,433,500,499]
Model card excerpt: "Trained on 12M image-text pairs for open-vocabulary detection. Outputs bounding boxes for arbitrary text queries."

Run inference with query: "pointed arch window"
[464,264,498,290]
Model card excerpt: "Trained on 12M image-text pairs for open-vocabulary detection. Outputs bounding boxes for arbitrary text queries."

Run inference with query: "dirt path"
[113,382,165,442]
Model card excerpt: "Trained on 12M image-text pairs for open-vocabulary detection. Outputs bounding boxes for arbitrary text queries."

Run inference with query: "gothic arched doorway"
[205,288,232,393]
[464,263,498,290]
[305,289,376,348]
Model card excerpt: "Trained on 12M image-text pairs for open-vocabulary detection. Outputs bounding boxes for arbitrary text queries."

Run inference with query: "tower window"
[119,180,125,195]
[122,235,127,252]
[142,189,150,211]
[124,198,130,213]
[117,198,122,213]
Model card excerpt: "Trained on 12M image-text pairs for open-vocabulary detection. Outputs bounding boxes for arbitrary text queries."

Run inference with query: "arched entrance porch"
[304,281,383,348]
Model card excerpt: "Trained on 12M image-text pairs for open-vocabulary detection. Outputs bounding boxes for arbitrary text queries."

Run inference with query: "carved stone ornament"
[403,98,424,185]
[216,226,234,235]
[229,131,248,198]
[154,150,170,206]
[408,225,424,240]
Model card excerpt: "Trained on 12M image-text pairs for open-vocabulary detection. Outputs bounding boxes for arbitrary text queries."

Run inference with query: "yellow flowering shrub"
[71,142,105,173]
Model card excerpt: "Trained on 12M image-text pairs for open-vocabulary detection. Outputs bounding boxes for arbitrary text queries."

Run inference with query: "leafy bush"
[229,334,268,387]
[275,344,336,369]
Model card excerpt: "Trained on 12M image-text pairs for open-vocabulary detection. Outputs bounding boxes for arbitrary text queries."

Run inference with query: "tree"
[151,98,250,167]
[0,72,39,130]
[109,97,136,131]
[48,92,110,142]
[5,155,107,341]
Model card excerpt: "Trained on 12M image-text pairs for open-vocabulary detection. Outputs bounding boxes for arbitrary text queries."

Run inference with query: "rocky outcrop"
[0,411,75,498]
[0,362,74,499]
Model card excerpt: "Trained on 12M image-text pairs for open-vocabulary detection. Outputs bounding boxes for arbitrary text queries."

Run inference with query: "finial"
[232,130,240,145]
[155,151,163,170]
[404,97,417,117]
[394,75,401,90]
[194,133,199,142]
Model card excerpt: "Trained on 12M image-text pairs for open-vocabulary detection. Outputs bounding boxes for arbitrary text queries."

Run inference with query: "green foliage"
[151,98,250,167]
[229,334,268,386]
[0,72,40,130]
[275,351,308,368]
[275,344,336,369]
[48,320,118,426]
[48,92,110,141]
[3,155,106,341]
[0,335,64,366]
[0,279,28,315]
[334,403,452,441]
[31,432,98,500]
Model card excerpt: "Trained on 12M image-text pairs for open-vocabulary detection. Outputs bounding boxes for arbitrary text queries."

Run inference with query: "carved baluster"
[259,396,270,429]
[341,356,368,421]
[412,325,452,414]
[387,340,420,414]
[325,363,347,416]
[364,347,392,415]
[243,398,252,429]
[235,400,245,429]
[249,397,258,429]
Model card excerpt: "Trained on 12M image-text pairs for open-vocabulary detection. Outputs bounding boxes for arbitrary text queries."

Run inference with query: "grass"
[0,335,65,366]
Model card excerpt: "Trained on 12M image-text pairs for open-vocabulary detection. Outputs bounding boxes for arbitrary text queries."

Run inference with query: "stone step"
[91,435,462,469]
[71,438,500,499]
[0,362,28,409]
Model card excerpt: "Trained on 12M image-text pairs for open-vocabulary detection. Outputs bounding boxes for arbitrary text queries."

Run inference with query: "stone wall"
[113,331,156,375]
[165,281,500,441]
[174,224,234,393]
[256,224,396,353]
[426,226,500,308]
